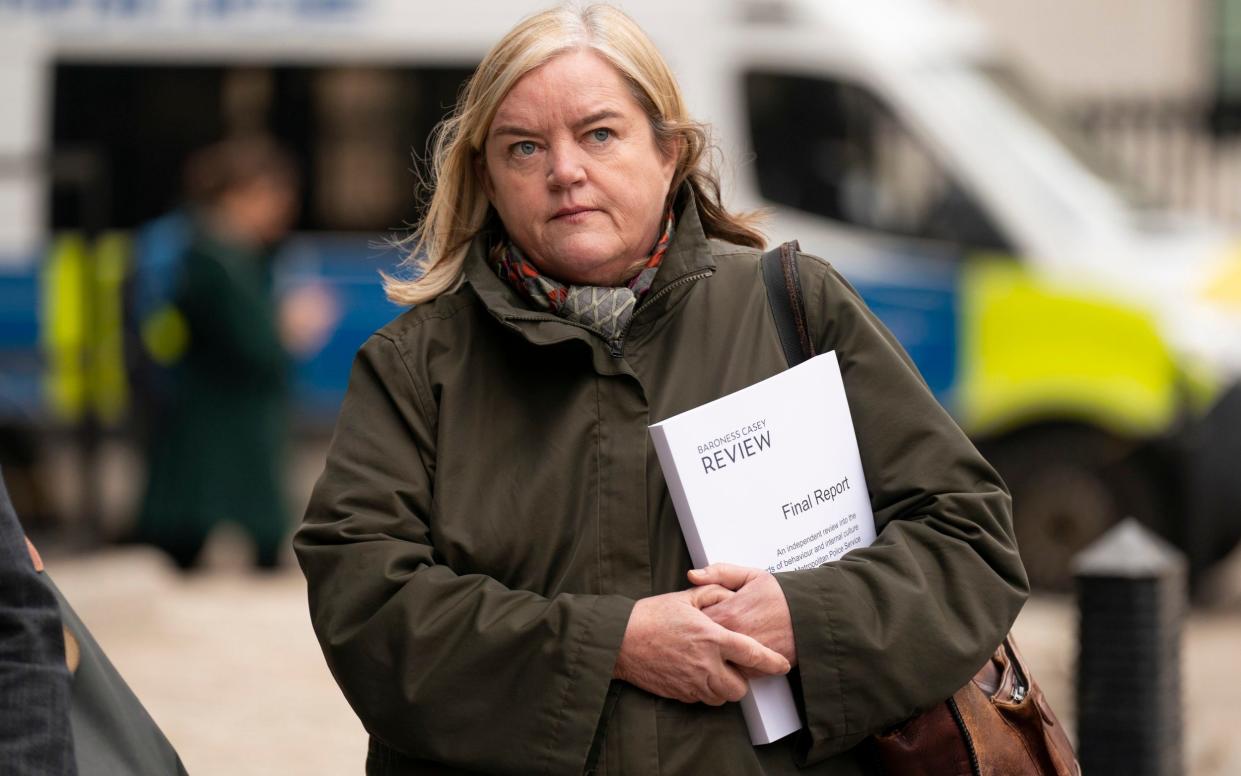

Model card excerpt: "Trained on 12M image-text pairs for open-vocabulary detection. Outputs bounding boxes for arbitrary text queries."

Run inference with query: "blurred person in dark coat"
[132,137,335,571]
[0,469,76,775]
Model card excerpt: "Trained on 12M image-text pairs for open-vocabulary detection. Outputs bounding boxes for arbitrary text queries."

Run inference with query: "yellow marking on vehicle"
[40,232,136,426]
[40,235,88,422]
[959,257,1179,438]
[92,232,130,425]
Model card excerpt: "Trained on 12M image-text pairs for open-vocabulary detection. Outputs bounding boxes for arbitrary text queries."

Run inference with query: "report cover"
[649,350,877,745]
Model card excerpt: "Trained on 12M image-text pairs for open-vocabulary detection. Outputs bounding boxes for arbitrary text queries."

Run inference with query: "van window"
[745,71,1009,252]
[51,64,474,232]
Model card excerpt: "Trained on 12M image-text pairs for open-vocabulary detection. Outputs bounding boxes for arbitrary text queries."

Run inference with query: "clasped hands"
[612,563,797,706]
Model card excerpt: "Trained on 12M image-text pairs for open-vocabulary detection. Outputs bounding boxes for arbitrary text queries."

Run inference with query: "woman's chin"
[539,243,632,285]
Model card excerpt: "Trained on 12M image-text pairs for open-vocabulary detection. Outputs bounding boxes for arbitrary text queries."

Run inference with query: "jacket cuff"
[776,566,867,763]
[542,593,634,775]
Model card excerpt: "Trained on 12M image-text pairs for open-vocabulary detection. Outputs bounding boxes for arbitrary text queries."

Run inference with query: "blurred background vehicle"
[1,0,1239,589]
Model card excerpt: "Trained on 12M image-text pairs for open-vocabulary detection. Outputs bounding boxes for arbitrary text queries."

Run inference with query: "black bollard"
[1073,518,1185,776]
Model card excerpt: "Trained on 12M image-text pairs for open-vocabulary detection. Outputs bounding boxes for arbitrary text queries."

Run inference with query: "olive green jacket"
[294,196,1028,776]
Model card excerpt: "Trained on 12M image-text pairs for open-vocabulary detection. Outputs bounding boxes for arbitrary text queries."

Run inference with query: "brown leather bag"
[872,636,1080,776]
[760,243,1081,776]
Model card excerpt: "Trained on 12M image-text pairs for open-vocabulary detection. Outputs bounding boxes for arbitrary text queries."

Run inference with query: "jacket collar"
[463,185,717,342]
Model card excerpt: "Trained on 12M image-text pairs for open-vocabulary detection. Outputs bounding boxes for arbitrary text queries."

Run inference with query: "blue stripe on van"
[852,275,959,406]
[0,255,44,421]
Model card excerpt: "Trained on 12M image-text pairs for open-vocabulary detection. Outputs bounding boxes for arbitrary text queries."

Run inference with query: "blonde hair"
[383,2,765,306]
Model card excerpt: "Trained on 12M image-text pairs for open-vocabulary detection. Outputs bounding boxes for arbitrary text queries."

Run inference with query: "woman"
[295,5,1028,775]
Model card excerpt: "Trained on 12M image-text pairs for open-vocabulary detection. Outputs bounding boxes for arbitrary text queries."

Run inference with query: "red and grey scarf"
[492,209,675,342]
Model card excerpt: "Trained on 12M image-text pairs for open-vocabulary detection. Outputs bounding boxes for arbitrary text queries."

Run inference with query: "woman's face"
[479,49,677,287]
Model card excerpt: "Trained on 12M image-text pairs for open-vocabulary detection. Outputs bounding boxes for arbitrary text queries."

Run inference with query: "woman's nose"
[546,144,587,188]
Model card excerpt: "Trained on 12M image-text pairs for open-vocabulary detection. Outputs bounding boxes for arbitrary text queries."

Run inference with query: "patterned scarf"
[492,209,675,342]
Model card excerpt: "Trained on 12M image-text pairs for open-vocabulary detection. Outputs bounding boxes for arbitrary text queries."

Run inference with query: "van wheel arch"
[975,422,1179,591]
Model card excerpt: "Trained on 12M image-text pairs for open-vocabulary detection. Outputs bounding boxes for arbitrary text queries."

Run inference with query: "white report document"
[649,351,877,745]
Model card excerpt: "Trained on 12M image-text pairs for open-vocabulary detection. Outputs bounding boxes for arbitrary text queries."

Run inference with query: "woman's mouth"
[551,206,598,222]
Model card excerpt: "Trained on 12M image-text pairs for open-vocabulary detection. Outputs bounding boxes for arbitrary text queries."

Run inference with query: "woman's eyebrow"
[490,123,541,139]
[490,109,623,140]
[573,109,623,129]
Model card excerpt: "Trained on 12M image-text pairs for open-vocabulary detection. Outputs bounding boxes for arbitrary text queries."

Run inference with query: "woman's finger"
[702,664,749,705]
[686,584,734,609]
[688,562,760,590]
[717,629,790,676]
[719,664,750,703]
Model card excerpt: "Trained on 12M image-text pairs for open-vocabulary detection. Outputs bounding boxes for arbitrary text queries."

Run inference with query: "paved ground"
[49,544,368,775]
[41,538,1241,776]
[33,439,1241,775]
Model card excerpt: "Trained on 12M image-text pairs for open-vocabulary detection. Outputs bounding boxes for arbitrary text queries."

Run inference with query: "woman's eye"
[590,128,611,143]
[513,141,537,157]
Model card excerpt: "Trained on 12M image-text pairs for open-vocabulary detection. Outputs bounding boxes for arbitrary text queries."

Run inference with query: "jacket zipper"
[1006,641,1029,703]
[611,268,714,357]
[499,268,715,358]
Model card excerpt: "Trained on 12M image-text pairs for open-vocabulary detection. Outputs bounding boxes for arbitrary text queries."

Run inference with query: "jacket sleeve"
[774,257,1029,764]
[293,333,634,776]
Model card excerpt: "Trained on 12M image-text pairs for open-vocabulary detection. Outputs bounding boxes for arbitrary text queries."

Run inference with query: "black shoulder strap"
[761,240,816,368]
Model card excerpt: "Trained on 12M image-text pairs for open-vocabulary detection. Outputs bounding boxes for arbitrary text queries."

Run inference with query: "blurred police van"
[1,0,1239,586]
